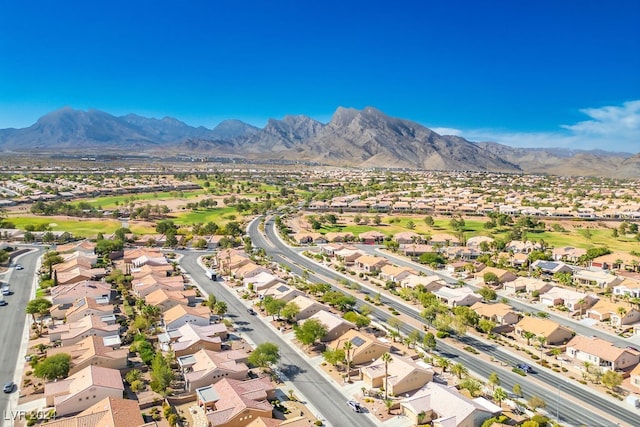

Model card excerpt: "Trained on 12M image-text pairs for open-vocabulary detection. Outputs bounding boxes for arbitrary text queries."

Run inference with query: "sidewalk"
[191,254,412,427]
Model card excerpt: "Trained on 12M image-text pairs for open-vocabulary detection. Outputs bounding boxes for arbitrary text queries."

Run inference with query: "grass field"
[81,189,205,209]
[172,206,241,226]
[6,216,155,237]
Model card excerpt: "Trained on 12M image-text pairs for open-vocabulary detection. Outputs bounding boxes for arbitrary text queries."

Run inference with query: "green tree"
[483,272,499,286]
[322,348,345,367]
[512,383,522,397]
[422,332,436,352]
[488,371,500,391]
[34,353,71,381]
[459,377,482,397]
[214,301,228,317]
[493,386,507,407]
[264,297,286,320]
[125,369,142,384]
[451,362,469,379]
[602,370,623,390]
[25,297,53,334]
[248,342,280,371]
[150,353,174,396]
[527,395,546,411]
[294,319,328,347]
[478,318,496,335]
[281,302,300,323]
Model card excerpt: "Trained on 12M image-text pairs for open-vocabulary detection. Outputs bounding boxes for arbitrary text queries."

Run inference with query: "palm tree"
[381,352,393,400]
[436,356,450,374]
[577,298,586,318]
[488,372,500,391]
[536,335,546,360]
[343,341,353,381]
[493,387,507,407]
[451,362,468,379]
[523,331,536,346]
[582,361,592,381]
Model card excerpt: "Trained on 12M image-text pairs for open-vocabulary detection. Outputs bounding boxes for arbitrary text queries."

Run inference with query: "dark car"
[247,308,257,315]
[517,363,533,373]
[0,300,7,306]
[3,382,15,393]
[347,400,363,412]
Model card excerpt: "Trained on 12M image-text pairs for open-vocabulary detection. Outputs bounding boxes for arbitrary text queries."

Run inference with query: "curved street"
[253,216,640,427]
[177,251,377,427]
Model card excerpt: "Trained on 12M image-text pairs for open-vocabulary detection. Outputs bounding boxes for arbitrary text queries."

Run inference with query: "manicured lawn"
[6,216,155,237]
[80,189,205,209]
[173,206,241,225]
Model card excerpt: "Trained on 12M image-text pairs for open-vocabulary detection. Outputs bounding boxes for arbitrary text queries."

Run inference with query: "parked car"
[1,285,10,295]
[516,363,533,373]
[3,382,14,393]
[0,300,7,306]
[347,400,363,413]
[247,308,257,315]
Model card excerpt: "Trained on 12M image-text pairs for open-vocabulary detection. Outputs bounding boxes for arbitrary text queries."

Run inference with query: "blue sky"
[1,0,638,152]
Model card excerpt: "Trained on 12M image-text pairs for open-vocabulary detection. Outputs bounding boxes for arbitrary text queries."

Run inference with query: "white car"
[15,264,24,270]
[347,400,363,413]
[1,286,9,296]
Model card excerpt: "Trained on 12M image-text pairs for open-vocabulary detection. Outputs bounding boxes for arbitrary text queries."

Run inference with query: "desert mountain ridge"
[0,106,637,178]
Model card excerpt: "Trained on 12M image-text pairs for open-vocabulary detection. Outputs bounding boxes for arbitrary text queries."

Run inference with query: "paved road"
[177,251,376,427]
[352,245,640,355]
[256,217,640,427]
[0,248,43,419]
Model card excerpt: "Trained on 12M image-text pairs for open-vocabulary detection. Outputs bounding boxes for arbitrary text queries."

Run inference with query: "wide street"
[177,251,377,427]
[0,248,43,421]
[352,245,640,349]
[254,216,640,427]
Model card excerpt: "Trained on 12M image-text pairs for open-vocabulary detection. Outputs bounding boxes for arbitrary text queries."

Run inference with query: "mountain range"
[1,106,638,178]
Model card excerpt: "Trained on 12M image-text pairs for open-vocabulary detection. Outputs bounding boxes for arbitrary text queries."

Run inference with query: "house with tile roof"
[400,274,445,291]
[393,231,423,245]
[233,262,271,280]
[612,277,640,298]
[287,295,330,322]
[515,317,574,345]
[159,322,228,356]
[259,284,304,303]
[131,273,185,298]
[51,296,114,322]
[354,255,388,274]
[362,354,434,396]
[473,266,517,285]
[330,330,392,365]
[586,300,640,327]
[552,246,587,263]
[144,288,197,312]
[566,335,640,372]
[358,230,386,244]
[44,396,144,427]
[470,302,520,326]
[334,247,364,264]
[630,364,640,392]
[307,310,355,342]
[243,272,285,292]
[44,365,124,416]
[50,280,114,305]
[379,264,416,283]
[180,349,249,392]
[539,287,597,311]
[433,286,482,308]
[400,382,500,427]
[197,377,276,427]
[48,315,121,347]
[47,335,128,375]
[163,304,211,330]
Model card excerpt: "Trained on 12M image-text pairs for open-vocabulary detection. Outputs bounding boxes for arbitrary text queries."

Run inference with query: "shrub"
[436,331,450,338]
[314,421,323,426]
[512,367,526,376]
